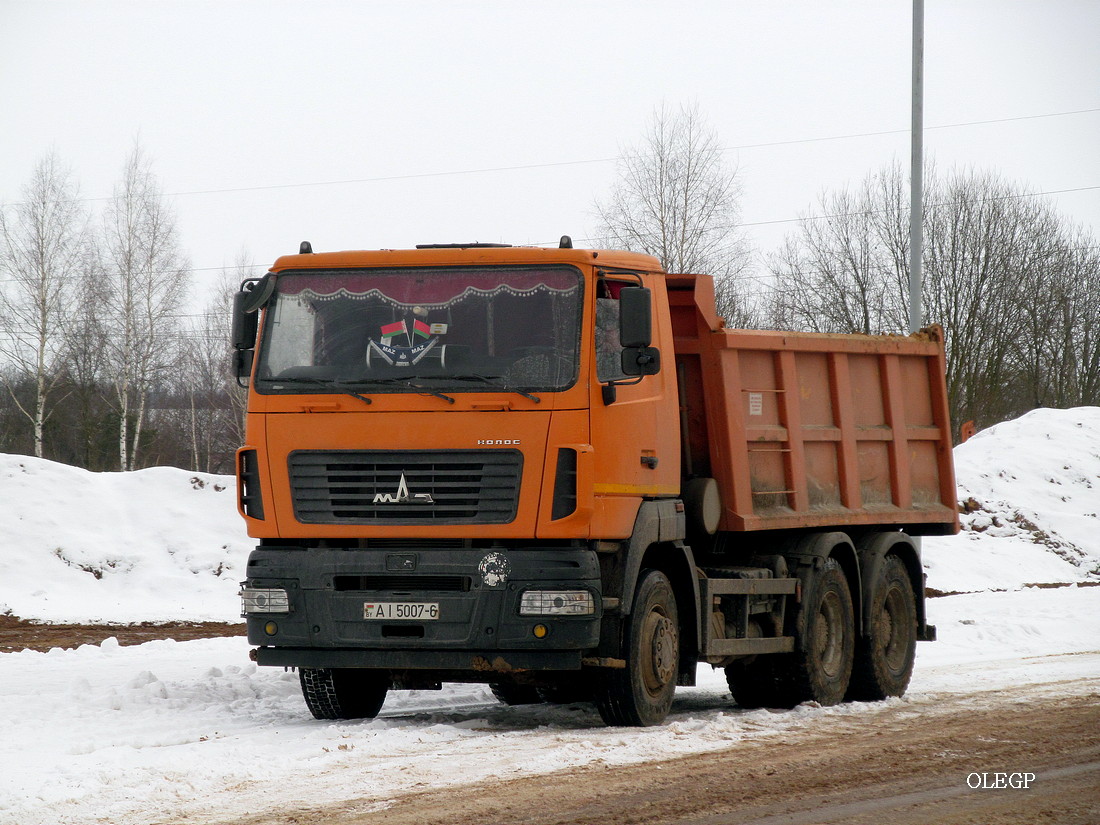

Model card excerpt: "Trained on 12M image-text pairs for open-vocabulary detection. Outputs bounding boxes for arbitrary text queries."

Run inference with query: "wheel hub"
[643,612,677,691]
[816,591,843,678]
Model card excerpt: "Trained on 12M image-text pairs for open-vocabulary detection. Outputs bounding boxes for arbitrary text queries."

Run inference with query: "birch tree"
[101,143,189,470]
[175,253,251,472]
[0,152,89,457]
[768,162,912,334]
[595,103,756,326]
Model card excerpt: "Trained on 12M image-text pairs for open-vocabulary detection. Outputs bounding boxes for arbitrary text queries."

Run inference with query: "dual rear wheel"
[849,555,918,700]
[728,554,917,709]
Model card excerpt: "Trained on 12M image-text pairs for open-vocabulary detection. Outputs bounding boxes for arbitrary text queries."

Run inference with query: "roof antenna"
[299,241,313,254]
[559,235,573,249]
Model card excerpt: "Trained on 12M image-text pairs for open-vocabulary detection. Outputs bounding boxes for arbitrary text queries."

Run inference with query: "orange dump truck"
[233,240,958,726]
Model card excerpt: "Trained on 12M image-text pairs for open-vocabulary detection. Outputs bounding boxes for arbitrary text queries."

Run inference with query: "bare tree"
[100,142,190,470]
[174,251,252,472]
[62,245,115,469]
[767,161,911,334]
[595,103,755,325]
[768,162,1100,435]
[1064,238,1100,408]
[0,152,89,457]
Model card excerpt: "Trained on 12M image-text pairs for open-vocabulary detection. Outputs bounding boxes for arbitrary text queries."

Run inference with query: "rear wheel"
[849,555,917,700]
[299,668,389,720]
[725,659,778,709]
[595,569,680,727]
[768,558,855,708]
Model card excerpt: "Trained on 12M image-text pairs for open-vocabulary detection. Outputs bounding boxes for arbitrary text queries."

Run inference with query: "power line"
[4,107,1097,208]
[152,182,1100,274]
[158,106,1100,200]
[1,180,1097,287]
[553,184,1100,248]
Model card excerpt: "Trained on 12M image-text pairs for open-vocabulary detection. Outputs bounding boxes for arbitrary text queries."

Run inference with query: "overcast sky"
[2,0,1098,304]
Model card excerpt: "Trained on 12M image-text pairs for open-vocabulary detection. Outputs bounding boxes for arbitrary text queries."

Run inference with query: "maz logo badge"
[373,472,434,504]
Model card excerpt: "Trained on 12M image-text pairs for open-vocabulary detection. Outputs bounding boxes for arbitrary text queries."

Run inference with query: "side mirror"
[232,275,274,384]
[231,290,259,350]
[617,286,659,377]
[621,345,661,377]
[234,348,254,380]
[618,286,652,348]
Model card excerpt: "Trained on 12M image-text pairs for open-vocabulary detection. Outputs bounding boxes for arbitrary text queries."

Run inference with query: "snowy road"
[1,585,1097,825]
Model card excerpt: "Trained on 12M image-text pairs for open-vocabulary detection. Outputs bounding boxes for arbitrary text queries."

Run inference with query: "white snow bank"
[0,455,249,623]
[923,406,1100,593]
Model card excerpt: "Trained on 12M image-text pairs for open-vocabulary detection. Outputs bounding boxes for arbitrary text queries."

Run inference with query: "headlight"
[240,587,290,614]
[519,590,595,616]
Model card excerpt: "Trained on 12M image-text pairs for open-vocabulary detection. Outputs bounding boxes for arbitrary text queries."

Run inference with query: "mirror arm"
[600,374,644,405]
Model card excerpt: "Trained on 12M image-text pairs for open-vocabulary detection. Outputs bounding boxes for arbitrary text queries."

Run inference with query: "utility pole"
[911,0,925,556]
[909,0,925,334]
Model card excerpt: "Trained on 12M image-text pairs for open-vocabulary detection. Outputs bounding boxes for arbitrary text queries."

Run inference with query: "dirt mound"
[0,614,244,653]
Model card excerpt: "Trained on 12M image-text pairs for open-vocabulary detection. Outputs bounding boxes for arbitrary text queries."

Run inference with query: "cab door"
[588,274,680,536]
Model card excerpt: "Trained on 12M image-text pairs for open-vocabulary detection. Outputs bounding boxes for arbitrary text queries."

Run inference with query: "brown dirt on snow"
[220,685,1100,825]
[0,614,244,653]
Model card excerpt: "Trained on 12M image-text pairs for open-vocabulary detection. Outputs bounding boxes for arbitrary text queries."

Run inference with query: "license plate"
[363,602,440,620]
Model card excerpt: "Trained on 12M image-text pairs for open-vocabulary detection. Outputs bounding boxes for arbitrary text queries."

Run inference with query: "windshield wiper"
[273,376,372,405]
[358,375,455,404]
[448,374,541,403]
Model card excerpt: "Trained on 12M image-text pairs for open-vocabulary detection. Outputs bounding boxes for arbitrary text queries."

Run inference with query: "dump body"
[669,274,958,535]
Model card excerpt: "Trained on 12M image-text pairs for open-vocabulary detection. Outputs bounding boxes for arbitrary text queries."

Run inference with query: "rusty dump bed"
[669,274,959,535]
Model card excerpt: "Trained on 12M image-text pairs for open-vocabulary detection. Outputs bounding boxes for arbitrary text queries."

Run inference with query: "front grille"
[288,449,522,525]
[333,575,471,592]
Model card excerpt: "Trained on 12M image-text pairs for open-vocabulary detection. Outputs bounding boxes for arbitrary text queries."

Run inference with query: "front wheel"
[595,569,680,727]
[300,668,389,720]
[489,682,543,706]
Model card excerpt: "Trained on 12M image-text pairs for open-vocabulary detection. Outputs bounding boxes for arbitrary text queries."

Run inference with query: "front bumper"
[243,546,603,672]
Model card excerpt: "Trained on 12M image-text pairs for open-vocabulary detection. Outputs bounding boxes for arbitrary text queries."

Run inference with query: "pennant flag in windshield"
[380,320,408,343]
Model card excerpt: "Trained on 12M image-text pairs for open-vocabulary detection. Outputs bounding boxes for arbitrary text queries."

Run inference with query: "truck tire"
[724,659,778,710]
[595,569,680,727]
[769,558,855,708]
[299,667,389,720]
[848,555,917,700]
[538,679,594,704]
[489,683,543,705]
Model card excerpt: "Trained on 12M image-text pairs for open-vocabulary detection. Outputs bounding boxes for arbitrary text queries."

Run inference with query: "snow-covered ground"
[0,459,248,623]
[1,407,1099,825]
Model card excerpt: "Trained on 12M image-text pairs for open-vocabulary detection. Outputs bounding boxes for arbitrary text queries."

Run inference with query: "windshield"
[255,266,583,395]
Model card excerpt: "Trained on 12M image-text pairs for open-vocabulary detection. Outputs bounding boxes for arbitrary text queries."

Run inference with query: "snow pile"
[2,408,1099,626]
[922,406,1100,593]
[0,455,249,623]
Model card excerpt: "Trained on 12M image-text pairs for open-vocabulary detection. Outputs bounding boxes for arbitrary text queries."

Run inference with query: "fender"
[856,532,934,641]
[600,499,700,682]
[782,531,861,637]
[617,499,690,615]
